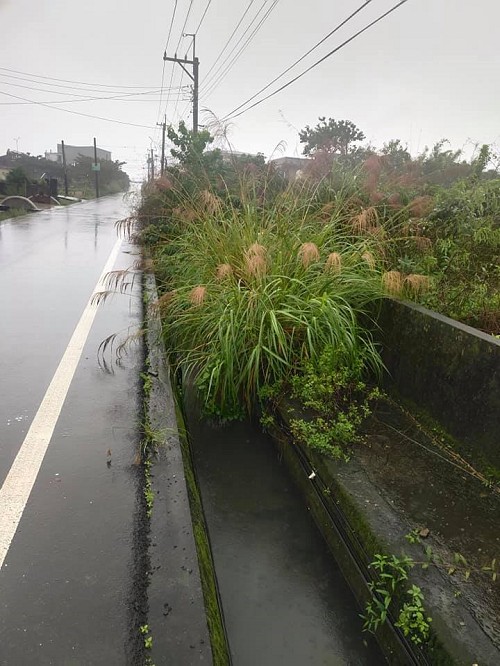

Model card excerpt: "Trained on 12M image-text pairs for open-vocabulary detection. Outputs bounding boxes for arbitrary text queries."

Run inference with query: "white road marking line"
[0,237,123,570]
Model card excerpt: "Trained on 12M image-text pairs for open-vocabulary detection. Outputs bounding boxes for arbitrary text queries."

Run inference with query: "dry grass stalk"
[246,242,266,259]
[382,270,404,296]
[173,205,198,222]
[351,207,379,234]
[369,191,384,204]
[325,252,342,274]
[190,285,207,306]
[199,189,222,215]
[152,290,176,314]
[244,243,267,278]
[215,263,234,280]
[387,193,402,210]
[408,195,434,218]
[155,175,174,192]
[299,242,320,268]
[319,202,336,222]
[361,251,376,270]
[414,236,433,253]
[366,225,385,238]
[405,274,430,294]
[132,257,155,272]
[245,254,267,278]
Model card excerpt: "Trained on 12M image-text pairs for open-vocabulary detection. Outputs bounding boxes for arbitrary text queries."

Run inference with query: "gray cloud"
[1,0,499,178]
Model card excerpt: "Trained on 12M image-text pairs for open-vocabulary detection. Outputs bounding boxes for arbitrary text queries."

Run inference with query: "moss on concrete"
[174,397,231,666]
[270,401,492,665]
[377,299,500,471]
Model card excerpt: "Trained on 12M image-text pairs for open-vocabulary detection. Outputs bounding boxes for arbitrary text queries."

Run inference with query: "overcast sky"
[1,0,499,179]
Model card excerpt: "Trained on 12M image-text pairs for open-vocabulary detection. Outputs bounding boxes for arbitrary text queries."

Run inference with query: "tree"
[71,155,130,196]
[167,121,221,171]
[381,139,412,170]
[299,117,366,156]
[5,167,29,195]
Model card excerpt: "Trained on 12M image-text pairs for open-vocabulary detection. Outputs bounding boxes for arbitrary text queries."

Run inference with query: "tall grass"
[151,188,386,416]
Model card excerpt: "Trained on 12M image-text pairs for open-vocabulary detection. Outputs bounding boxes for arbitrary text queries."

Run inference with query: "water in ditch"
[185,396,386,666]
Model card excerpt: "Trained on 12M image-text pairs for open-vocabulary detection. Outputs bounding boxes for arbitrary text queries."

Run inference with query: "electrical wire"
[0,90,157,129]
[174,0,195,54]
[200,0,269,95]
[202,0,258,84]
[195,0,212,34]
[164,0,179,53]
[223,0,411,120]
[220,0,375,117]
[202,0,280,100]
[172,35,194,123]
[162,65,178,125]
[162,0,194,129]
[0,66,157,89]
[0,94,189,105]
[0,71,159,96]
[155,0,179,131]
[0,80,187,104]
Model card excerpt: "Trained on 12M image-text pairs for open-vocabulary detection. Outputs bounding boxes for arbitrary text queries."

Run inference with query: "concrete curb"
[144,273,213,664]
[272,403,500,666]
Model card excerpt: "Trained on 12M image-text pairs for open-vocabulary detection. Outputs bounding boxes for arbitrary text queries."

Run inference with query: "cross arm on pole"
[163,55,195,66]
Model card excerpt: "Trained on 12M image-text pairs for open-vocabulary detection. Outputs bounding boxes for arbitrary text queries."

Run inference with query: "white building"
[45,144,111,165]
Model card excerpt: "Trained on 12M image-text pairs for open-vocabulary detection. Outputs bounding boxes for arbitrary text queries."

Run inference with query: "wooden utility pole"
[163,34,199,134]
[157,116,166,176]
[93,137,100,199]
[61,140,69,196]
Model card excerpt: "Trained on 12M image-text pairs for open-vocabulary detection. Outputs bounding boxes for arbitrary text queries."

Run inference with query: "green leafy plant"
[405,529,421,545]
[363,553,432,645]
[395,585,432,645]
[363,553,414,633]
[140,624,153,650]
[288,347,382,458]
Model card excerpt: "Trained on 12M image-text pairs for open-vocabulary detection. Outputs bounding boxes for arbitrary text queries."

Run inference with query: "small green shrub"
[288,347,381,458]
[363,554,432,646]
[396,585,432,645]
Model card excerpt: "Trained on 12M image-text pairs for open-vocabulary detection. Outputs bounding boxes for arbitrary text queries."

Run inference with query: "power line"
[0,79,188,103]
[174,0,195,54]
[162,64,178,125]
[0,90,157,129]
[200,0,268,95]
[161,17,192,127]
[195,0,213,34]
[0,66,157,89]
[0,72,158,95]
[156,0,180,133]
[220,0,375,117]
[202,0,280,100]
[164,0,179,53]
[223,0,411,121]
[172,35,194,123]
[202,0,258,84]
[0,94,189,105]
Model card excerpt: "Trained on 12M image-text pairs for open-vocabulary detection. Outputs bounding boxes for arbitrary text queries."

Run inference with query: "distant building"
[218,149,258,163]
[0,151,23,180]
[269,156,310,181]
[45,144,112,165]
[0,166,11,181]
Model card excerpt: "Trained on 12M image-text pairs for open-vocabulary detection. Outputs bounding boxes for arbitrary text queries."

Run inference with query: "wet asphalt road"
[0,196,145,665]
